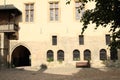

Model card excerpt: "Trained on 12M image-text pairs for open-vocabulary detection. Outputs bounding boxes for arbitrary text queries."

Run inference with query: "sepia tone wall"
[0,0,119,68]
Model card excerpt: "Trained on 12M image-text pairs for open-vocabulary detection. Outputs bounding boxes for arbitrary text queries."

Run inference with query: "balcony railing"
[0,23,19,32]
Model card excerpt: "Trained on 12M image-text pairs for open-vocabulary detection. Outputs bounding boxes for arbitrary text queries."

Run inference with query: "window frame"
[52,36,57,45]
[100,49,107,60]
[105,34,111,45]
[73,49,80,61]
[110,48,118,60]
[84,49,91,60]
[57,50,64,61]
[79,35,84,45]
[47,50,54,62]
[74,1,84,21]
[49,2,59,21]
[25,3,34,22]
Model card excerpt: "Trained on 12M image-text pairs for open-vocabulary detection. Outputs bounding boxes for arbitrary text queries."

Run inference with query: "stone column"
[0,33,9,69]
[0,33,5,68]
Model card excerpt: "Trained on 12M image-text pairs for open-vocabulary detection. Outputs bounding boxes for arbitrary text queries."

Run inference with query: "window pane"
[50,9,54,21]
[55,9,58,21]
[75,2,80,7]
[47,50,54,62]
[25,10,29,22]
[79,35,84,45]
[73,50,80,61]
[49,2,59,21]
[30,10,34,22]
[75,2,84,20]
[75,8,80,20]
[100,49,107,60]
[75,2,80,20]
[25,4,29,10]
[55,2,58,8]
[110,47,118,60]
[52,36,57,45]
[106,34,111,45]
[84,50,91,60]
[81,9,84,16]
[50,3,54,8]
[57,50,64,61]
[30,4,34,10]
[25,4,34,22]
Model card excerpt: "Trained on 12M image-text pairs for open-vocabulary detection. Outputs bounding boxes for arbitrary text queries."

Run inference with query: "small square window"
[105,34,111,45]
[79,35,84,45]
[52,36,57,45]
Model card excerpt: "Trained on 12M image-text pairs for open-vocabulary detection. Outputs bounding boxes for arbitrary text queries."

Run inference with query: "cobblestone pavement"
[0,67,120,80]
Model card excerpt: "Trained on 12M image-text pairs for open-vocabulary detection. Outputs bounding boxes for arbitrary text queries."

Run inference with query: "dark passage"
[12,45,31,67]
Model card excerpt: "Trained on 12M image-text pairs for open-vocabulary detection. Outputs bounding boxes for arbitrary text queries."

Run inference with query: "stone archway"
[11,45,31,67]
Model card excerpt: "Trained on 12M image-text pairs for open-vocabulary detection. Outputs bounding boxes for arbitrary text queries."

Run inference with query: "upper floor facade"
[0,0,110,41]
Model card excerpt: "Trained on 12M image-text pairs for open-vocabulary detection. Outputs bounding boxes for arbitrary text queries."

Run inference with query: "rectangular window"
[52,36,57,45]
[25,3,34,22]
[79,35,84,45]
[49,2,59,21]
[105,34,111,45]
[75,1,84,20]
[110,48,118,60]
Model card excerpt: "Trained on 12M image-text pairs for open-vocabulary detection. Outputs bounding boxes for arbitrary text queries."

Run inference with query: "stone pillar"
[0,33,4,68]
[0,33,9,69]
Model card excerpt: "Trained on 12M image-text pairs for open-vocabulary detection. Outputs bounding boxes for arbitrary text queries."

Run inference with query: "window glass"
[25,4,29,10]
[100,49,107,60]
[50,3,53,8]
[25,3,34,22]
[57,50,64,61]
[76,8,80,20]
[106,34,111,45]
[49,2,59,21]
[30,10,34,22]
[25,10,29,22]
[73,50,80,61]
[75,1,84,20]
[55,2,58,8]
[55,9,58,20]
[52,36,57,45]
[50,9,54,21]
[47,50,54,62]
[84,49,91,60]
[79,35,84,45]
[30,4,34,10]
[110,47,118,60]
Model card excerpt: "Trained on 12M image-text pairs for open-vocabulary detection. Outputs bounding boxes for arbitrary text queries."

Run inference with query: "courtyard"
[0,67,120,80]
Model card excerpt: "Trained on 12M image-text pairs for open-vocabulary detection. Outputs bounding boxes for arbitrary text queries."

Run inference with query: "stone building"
[0,0,119,69]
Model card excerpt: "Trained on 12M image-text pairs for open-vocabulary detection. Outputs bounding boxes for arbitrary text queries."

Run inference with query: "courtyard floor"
[0,67,120,80]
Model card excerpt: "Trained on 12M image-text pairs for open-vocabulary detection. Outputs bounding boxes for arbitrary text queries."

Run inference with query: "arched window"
[47,50,54,62]
[84,49,91,60]
[100,49,107,60]
[57,50,64,61]
[73,49,80,61]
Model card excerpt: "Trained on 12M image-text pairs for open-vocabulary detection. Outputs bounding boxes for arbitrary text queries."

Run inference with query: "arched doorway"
[12,45,31,67]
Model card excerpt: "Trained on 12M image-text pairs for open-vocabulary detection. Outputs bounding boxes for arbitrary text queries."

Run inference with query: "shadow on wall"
[102,49,120,67]
[0,51,2,69]
[40,64,48,72]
